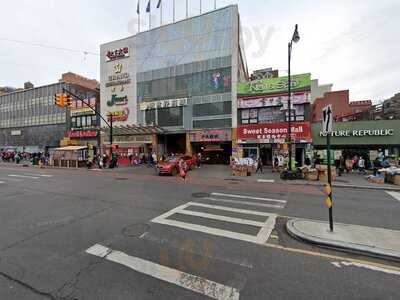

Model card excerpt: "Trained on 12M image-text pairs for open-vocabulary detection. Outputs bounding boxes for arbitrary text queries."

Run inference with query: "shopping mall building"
[100,5,248,163]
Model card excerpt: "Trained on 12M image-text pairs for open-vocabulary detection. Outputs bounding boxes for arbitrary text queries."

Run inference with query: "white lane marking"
[211,192,286,204]
[177,209,266,227]
[0,181,4,184]
[331,261,400,276]
[256,213,277,244]
[386,191,400,202]
[22,173,53,178]
[152,203,191,221]
[152,217,261,244]
[86,244,240,300]
[204,197,284,209]
[8,174,39,179]
[257,179,275,183]
[188,202,274,217]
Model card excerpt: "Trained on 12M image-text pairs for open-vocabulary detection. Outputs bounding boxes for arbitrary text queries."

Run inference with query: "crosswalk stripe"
[86,244,240,300]
[187,202,275,216]
[211,192,286,204]
[8,174,39,179]
[22,173,53,177]
[152,217,262,244]
[386,191,400,202]
[203,197,285,209]
[177,209,266,227]
[257,179,275,183]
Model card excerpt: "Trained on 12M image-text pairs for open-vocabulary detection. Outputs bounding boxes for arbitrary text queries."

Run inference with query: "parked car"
[156,155,197,175]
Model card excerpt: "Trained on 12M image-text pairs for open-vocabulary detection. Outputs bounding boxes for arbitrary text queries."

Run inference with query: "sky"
[0,0,399,102]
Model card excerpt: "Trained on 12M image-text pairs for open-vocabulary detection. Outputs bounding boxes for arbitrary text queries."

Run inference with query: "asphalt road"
[0,164,399,300]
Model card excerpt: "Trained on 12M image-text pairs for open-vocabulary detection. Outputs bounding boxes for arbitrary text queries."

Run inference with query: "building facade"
[0,81,100,153]
[235,73,313,166]
[312,90,372,122]
[312,120,400,165]
[100,5,248,163]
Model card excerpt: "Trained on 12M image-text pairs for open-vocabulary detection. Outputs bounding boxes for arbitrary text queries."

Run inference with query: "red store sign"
[237,122,312,143]
[68,131,98,138]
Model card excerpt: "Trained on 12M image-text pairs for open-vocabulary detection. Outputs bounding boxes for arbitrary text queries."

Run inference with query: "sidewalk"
[286,218,400,260]
[188,165,400,191]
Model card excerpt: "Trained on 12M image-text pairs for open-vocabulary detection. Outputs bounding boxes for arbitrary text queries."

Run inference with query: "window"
[193,101,231,117]
[158,107,183,127]
[193,118,231,129]
[145,109,156,125]
[241,108,258,124]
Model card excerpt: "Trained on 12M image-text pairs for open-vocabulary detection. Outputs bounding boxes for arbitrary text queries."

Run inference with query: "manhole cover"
[115,177,129,181]
[192,192,210,198]
[122,223,150,237]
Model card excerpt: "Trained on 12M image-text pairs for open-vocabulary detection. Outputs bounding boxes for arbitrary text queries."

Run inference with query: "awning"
[54,146,87,151]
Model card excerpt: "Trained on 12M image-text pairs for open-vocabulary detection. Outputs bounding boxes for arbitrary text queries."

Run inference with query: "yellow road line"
[264,243,400,273]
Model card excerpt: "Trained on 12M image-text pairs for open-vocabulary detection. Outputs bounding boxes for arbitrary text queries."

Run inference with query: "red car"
[157,155,197,176]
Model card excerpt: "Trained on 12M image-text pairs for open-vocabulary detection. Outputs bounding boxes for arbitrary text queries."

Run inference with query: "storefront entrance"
[260,145,272,165]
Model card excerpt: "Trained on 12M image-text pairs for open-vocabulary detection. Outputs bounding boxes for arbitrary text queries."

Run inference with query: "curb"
[286,218,400,261]
[286,181,400,192]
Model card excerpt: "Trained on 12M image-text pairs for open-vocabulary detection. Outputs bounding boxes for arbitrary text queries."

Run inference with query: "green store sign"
[237,73,311,96]
[312,120,400,146]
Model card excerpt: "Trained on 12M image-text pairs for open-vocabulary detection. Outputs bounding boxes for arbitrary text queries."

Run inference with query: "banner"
[237,73,311,96]
[237,122,312,143]
[68,131,98,138]
[238,92,310,108]
[190,129,232,142]
[140,98,188,110]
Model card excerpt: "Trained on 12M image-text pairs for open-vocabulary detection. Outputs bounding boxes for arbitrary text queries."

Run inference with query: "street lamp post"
[287,24,300,173]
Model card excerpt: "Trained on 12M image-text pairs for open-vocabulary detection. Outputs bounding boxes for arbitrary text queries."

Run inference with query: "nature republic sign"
[311,120,400,146]
[237,73,311,96]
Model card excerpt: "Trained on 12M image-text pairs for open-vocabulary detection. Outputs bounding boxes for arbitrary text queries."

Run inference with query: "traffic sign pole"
[326,132,334,231]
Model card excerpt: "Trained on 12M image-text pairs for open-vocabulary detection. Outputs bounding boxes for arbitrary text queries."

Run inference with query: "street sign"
[325,197,333,208]
[322,104,333,134]
[323,183,332,195]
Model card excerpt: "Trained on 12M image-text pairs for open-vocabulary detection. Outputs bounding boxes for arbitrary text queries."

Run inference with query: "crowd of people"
[0,150,50,165]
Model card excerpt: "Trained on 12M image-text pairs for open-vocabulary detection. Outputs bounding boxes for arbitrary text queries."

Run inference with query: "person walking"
[358,156,366,175]
[197,152,202,168]
[256,157,263,174]
[178,158,188,182]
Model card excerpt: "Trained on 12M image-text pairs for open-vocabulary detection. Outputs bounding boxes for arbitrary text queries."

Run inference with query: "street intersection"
[0,165,400,299]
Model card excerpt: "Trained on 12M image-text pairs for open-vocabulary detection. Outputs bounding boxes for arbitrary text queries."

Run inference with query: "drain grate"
[122,223,150,237]
[115,177,129,181]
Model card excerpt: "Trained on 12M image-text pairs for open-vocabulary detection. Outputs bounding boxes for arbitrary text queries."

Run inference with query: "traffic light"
[65,94,72,108]
[54,93,72,108]
[54,93,64,107]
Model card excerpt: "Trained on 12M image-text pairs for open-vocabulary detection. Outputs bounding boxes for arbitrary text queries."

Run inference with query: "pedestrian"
[256,157,263,174]
[197,152,202,168]
[345,156,353,174]
[178,158,188,182]
[358,156,366,175]
[273,155,279,172]
[152,152,157,166]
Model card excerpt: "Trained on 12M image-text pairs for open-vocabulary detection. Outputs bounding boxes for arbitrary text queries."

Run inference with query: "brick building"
[60,72,99,90]
[312,90,372,122]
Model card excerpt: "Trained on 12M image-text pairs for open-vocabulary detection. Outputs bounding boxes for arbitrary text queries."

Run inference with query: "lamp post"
[287,24,300,172]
